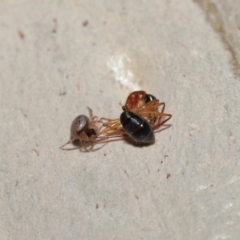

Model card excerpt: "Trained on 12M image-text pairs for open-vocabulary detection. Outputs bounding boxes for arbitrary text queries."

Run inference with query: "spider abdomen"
[120,111,155,144]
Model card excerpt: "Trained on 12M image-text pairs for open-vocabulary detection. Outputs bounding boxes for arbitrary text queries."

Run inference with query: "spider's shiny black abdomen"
[120,111,155,144]
[144,93,156,103]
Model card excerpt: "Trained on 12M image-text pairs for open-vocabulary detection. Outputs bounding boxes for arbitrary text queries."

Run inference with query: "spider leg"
[87,106,100,123]
[87,106,93,118]
[98,118,123,135]
[99,117,119,124]
[138,100,165,113]
[138,111,171,118]
[152,113,172,131]
[157,102,165,124]
[60,131,91,150]
[98,124,124,136]
[60,139,73,149]
[60,136,79,149]
[89,132,126,146]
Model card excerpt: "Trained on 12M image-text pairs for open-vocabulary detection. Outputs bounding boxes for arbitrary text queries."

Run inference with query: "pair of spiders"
[60,90,172,151]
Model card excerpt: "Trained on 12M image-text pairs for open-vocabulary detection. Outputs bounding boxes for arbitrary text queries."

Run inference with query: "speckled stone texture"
[1,1,240,239]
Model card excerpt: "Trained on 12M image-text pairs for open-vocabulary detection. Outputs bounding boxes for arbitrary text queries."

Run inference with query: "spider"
[101,91,172,143]
[60,107,124,151]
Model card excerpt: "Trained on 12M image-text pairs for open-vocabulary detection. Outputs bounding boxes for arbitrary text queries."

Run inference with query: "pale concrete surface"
[1,1,240,239]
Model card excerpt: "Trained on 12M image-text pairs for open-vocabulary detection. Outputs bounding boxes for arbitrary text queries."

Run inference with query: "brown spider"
[60,107,124,151]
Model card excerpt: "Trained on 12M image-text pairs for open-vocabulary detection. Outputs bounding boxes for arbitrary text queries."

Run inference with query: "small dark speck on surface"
[59,91,66,96]
[166,173,171,179]
[18,30,24,39]
[20,109,28,118]
[82,20,89,27]
[52,18,57,33]
[135,194,139,200]
[96,203,99,209]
